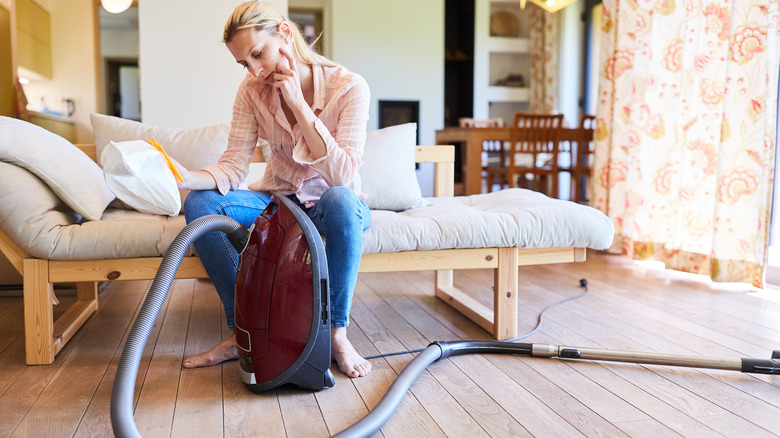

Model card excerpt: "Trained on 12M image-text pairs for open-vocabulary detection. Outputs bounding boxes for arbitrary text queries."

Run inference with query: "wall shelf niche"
[474,0,530,125]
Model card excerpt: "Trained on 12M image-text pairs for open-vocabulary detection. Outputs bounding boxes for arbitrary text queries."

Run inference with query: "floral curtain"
[529,5,558,113]
[591,0,780,287]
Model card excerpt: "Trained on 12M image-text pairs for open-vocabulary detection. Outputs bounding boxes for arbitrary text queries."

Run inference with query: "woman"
[174,1,372,378]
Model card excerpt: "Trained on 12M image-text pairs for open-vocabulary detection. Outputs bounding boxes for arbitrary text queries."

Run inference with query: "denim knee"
[319,186,358,207]
[317,187,367,228]
[183,190,223,222]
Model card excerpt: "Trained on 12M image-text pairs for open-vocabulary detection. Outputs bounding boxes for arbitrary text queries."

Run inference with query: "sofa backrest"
[75,144,456,198]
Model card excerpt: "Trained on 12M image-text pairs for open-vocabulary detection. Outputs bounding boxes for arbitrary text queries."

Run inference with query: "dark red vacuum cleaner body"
[234,195,334,393]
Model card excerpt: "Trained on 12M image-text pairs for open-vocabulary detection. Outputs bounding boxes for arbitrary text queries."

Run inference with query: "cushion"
[0,116,115,221]
[0,160,79,258]
[359,123,426,211]
[0,160,192,260]
[3,182,612,261]
[90,113,229,171]
[363,188,615,253]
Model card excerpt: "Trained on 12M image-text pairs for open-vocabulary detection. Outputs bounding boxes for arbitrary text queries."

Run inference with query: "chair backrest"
[507,112,564,159]
[577,114,596,157]
[580,114,596,130]
[459,117,504,128]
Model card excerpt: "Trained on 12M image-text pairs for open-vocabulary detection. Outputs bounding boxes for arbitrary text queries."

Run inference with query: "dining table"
[435,126,582,196]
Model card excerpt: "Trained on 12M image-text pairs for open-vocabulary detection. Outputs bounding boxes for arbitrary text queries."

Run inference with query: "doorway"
[289,8,325,56]
[105,59,140,120]
[98,4,140,119]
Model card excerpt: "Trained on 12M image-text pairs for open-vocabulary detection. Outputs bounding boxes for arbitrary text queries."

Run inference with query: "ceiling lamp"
[519,0,579,13]
[101,0,133,14]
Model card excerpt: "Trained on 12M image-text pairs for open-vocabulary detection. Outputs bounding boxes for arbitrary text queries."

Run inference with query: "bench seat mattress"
[2,157,613,261]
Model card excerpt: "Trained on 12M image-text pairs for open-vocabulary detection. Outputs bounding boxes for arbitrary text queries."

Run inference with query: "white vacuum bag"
[101,140,181,216]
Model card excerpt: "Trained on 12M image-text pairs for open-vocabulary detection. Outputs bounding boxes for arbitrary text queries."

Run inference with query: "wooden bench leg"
[435,269,495,334]
[435,269,453,291]
[435,252,518,340]
[77,281,99,304]
[493,247,518,340]
[23,259,100,365]
[23,259,56,365]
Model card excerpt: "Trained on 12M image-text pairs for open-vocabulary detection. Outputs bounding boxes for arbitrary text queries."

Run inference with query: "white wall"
[329,0,444,195]
[139,0,287,129]
[557,2,584,127]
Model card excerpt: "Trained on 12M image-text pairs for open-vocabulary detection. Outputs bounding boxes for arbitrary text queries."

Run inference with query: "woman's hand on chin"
[273,47,305,106]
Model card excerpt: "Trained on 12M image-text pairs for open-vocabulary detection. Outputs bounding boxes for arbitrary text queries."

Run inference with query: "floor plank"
[9,281,146,437]
[73,280,164,438]
[133,279,197,437]
[1,252,779,437]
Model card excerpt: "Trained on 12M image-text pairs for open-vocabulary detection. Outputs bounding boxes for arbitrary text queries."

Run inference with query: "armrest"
[416,145,455,198]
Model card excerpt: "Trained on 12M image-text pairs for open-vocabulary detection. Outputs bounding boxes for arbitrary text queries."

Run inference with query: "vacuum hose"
[111,215,249,438]
[332,340,534,438]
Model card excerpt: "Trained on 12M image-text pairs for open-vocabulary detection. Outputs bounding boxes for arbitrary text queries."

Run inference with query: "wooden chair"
[459,117,504,166]
[459,117,505,192]
[485,112,564,197]
[566,114,596,204]
[458,117,504,129]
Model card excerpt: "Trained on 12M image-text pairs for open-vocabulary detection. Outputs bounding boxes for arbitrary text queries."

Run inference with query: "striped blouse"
[202,63,370,206]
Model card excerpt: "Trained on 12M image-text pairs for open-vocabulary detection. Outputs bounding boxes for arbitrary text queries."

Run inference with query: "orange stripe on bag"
[146,137,184,183]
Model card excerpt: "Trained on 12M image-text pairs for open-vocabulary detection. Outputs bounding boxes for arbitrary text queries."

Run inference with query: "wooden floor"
[1,251,780,437]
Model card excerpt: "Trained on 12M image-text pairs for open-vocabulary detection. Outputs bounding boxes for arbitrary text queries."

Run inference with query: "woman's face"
[227,26,289,84]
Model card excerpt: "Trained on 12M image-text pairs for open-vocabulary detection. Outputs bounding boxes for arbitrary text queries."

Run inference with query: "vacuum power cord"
[363,278,589,361]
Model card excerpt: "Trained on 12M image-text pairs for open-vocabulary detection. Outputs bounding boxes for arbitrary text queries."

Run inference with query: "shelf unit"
[474,0,530,125]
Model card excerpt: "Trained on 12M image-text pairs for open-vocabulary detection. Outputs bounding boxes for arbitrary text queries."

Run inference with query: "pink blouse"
[202,64,370,206]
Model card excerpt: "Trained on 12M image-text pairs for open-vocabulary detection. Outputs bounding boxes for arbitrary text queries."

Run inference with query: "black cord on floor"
[363,278,589,361]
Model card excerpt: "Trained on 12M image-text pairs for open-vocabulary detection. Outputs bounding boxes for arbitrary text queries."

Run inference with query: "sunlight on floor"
[750,286,780,304]
[630,259,758,293]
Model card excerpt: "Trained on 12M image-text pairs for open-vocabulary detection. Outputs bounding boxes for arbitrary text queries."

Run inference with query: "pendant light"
[519,0,579,13]
[101,0,133,14]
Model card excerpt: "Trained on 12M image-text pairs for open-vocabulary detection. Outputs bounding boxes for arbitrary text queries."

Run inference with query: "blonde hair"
[223,1,335,68]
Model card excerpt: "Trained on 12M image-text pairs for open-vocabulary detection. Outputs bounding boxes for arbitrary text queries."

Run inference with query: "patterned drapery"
[529,5,558,113]
[592,0,780,287]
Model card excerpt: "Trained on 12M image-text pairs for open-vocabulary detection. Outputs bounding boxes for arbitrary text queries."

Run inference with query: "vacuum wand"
[527,344,780,375]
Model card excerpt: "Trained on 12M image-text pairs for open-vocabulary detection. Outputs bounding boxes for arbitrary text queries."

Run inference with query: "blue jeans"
[183,187,371,329]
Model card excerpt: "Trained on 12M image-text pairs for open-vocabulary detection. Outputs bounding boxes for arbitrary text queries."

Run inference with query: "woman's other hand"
[168,156,192,190]
[169,157,219,191]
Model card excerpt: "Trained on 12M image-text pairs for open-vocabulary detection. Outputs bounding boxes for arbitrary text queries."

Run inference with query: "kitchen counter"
[28,110,76,142]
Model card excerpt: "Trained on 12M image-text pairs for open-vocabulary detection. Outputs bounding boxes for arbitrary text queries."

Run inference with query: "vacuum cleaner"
[111,195,779,438]
[233,195,334,392]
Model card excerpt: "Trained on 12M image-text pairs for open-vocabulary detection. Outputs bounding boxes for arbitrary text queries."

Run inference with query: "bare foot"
[182,332,238,368]
[331,327,371,378]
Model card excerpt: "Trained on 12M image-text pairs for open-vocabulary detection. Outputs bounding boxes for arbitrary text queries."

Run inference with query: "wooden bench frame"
[0,144,585,365]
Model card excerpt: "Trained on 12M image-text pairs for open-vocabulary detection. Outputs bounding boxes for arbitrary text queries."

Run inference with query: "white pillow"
[0,116,115,221]
[90,113,229,171]
[359,123,426,211]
